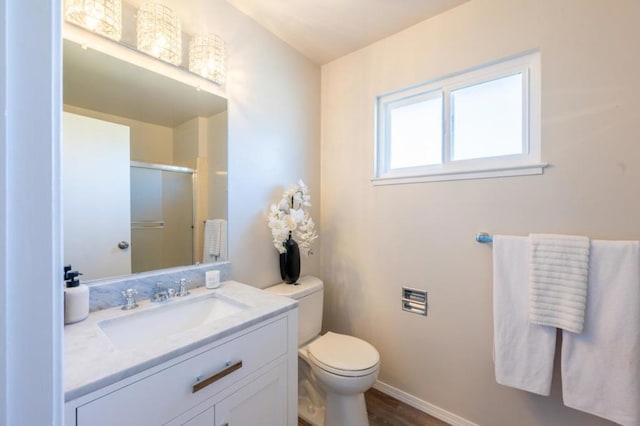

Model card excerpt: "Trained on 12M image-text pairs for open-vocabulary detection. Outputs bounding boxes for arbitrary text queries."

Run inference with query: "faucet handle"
[176,278,190,297]
[121,288,138,310]
[121,288,137,298]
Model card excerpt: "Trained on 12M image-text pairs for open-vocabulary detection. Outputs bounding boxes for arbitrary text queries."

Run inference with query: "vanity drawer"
[76,317,288,426]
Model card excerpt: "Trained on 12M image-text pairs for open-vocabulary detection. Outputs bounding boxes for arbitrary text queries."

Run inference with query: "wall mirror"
[62,33,228,282]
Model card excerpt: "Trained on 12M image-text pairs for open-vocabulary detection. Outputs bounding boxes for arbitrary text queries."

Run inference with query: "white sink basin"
[98,295,249,351]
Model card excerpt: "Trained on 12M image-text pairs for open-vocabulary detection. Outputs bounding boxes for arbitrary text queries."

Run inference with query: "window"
[374,51,544,184]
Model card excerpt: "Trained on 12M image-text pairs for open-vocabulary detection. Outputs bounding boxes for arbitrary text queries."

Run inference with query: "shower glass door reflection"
[130,164,194,274]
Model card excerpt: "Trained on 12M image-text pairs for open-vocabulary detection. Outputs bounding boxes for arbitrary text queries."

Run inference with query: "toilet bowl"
[265,276,380,426]
[302,332,379,426]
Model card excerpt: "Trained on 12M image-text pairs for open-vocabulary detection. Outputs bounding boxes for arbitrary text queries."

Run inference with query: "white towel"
[493,235,557,395]
[529,234,590,333]
[561,240,640,426]
[203,219,227,263]
[208,221,222,257]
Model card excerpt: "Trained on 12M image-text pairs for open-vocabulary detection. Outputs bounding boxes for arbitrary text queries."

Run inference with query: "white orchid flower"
[290,208,305,224]
[277,198,290,213]
[267,179,317,256]
[284,214,297,230]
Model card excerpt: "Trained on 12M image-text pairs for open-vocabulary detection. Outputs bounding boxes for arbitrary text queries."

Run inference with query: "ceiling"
[225,0,471,64]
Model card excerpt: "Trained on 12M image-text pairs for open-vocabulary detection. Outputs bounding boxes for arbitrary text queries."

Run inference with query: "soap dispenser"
[64,265,89,324]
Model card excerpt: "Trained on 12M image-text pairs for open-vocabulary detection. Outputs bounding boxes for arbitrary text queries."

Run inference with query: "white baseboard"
[373,381,480,426]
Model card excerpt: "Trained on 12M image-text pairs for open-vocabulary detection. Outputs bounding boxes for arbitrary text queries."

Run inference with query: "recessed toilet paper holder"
[402,287,427,316]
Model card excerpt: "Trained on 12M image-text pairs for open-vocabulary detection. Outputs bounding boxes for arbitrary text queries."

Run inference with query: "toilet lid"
[307,332,379,377]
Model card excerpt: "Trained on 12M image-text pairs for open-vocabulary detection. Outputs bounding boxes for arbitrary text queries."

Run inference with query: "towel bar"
[476,232,493,243]
[132,220,165,229]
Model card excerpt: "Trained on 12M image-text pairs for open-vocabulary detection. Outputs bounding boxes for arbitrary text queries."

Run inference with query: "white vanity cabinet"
[65,311,297,426]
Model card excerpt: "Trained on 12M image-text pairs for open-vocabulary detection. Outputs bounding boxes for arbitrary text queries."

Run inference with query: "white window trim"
[373,51,546,185]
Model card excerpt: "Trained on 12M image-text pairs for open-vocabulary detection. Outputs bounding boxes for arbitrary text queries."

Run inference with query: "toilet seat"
[307,332,379,377]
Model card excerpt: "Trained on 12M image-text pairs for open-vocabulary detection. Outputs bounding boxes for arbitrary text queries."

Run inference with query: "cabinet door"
[214,363,287,426]
[182,406,214,426]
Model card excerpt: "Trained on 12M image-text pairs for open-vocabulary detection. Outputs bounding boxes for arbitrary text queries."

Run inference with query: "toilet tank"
[265,276,323,345]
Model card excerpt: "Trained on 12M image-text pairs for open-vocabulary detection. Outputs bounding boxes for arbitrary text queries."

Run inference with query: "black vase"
[279,237,301,284]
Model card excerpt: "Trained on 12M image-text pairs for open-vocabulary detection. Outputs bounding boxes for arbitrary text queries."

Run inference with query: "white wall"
[207,111,228,221]
[1,0,6,420]
[134,0,322,287]
[2,0,64,424]
[173,117,202,164]
[321,1,640,425]
[1,0,6,421]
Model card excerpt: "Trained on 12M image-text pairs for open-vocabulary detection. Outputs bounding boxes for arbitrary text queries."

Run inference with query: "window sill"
[372,163,548,185]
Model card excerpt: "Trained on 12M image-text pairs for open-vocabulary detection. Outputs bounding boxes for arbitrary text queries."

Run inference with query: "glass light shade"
[189,34,226,85]
[136,2,182,66]
[65,0,122,41]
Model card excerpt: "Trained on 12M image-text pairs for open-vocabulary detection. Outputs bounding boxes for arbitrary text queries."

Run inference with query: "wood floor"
[298,388,449,426]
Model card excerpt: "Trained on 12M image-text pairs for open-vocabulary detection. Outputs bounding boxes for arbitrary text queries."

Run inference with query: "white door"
[63,112,131,280]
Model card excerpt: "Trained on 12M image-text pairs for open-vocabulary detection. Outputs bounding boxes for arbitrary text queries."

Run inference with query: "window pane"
[389,95,442,169]
[451,73,523,161]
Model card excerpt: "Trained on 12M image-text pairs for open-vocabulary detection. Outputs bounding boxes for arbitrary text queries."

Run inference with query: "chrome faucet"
[121,288,138,310]
[151,282,176,303]
[176,278,190,297]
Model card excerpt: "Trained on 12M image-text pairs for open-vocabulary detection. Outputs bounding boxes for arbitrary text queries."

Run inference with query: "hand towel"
[529,234,590,333]
[208,220,222,257]
[561,240,640,426]
[493,235,557,395]
[203,219,228,263]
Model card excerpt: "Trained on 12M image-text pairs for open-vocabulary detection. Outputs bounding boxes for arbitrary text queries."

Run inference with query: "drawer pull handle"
[192,360,243,393]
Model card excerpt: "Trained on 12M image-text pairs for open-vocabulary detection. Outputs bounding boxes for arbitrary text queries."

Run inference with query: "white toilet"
[266,276,379,426]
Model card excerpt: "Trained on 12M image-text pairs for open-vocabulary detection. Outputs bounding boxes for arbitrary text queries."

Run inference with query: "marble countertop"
[64,280,297,402]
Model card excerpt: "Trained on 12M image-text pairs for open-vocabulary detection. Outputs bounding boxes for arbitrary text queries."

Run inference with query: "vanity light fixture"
[136,1,182,66]
[189,33,226,85]
[65,0,122,41]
